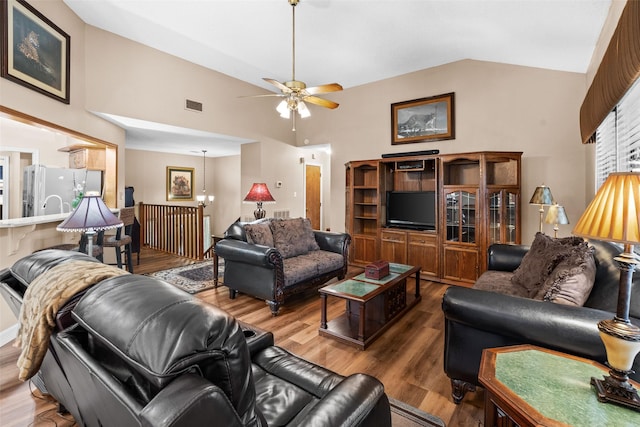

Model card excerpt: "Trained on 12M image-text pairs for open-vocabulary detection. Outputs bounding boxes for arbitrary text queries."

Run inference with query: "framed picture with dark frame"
[167,167,194,201]
[1,0,70,103]
[391,92,455,145]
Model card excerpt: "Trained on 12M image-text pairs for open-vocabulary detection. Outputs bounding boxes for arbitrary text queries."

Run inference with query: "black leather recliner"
[0,249,103,420]
[4,250,391,426]
[442,239,640,404]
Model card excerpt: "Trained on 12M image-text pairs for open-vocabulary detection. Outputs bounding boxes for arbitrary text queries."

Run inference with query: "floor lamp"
[57,192,123,257]
[572,172,640,411]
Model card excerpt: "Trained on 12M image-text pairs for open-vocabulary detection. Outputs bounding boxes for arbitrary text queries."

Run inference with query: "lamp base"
[591,373,640,411]
[593,317,640,412]
[253,201,266,220]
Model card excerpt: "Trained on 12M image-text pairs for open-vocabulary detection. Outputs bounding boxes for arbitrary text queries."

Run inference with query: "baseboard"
[0,323,18,347]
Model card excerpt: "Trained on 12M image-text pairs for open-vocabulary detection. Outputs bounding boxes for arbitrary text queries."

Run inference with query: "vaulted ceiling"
[63,0,613,156]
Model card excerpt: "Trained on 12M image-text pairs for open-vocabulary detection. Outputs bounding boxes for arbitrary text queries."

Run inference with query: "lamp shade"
[572,172,640,245]
[529,185,555,205]
[545,204,570,225]
[57,192,123,232]
[243,183,276,203]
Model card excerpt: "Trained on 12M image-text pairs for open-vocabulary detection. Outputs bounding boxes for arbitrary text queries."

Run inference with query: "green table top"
[496,349,640,426]
[322,263,415,297]
[326,279,379,297]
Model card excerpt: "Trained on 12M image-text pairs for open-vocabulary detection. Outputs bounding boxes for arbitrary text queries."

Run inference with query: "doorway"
[305,164,321,230]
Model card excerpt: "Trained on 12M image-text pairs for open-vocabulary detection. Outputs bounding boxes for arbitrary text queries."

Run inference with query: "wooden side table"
[211,235,223,287]
[479,345,640,427]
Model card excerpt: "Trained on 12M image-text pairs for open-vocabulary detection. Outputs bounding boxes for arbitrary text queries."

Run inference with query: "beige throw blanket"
[14,260,129,381]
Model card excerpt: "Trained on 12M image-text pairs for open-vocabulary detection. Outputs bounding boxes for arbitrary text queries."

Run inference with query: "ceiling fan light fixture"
[277,100,291,118]
[298,101,310,118]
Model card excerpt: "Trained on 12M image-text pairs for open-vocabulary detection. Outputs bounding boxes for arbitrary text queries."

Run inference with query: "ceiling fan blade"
[303,83,343,96]
[263,78,291,93]
[304,96,339,109]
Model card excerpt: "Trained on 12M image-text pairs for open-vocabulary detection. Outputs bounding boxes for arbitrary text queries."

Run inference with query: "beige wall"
[83,26,294,146]
[238,139,331,225]
[297,59,589,245]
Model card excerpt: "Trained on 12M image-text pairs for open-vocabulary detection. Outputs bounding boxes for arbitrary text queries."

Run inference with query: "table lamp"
[572,172,640,411]
[243,183,275,220]
[57,192,123,257]
[544,204,569,238]
[529,185,555,233]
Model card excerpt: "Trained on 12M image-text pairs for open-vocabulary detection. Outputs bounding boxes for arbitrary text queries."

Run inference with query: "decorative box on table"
[365,260,390,280]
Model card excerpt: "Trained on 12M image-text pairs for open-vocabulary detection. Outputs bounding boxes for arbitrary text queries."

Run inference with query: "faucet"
[42,194,65,214]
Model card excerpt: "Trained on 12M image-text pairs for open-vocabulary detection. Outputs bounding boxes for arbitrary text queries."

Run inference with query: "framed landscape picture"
[1,0,70,103]
[391,92,455,145]
[167,167,194,201]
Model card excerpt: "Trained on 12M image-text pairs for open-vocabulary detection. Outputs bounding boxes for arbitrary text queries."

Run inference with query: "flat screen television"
[386,191,436,230]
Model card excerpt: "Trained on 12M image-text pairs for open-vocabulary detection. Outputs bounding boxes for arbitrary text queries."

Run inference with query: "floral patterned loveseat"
[214,218,351,315]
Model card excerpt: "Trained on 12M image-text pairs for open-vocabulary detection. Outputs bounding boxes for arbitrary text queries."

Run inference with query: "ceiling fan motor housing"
[285,80,306,91]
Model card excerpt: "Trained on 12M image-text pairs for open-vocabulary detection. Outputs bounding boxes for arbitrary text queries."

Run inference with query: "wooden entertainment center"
[345,151,522,286]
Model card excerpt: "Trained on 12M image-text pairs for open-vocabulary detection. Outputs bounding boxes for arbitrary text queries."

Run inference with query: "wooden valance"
[580,0,640,144]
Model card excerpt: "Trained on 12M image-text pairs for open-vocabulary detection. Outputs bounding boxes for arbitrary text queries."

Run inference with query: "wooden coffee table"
[318,263,420,350]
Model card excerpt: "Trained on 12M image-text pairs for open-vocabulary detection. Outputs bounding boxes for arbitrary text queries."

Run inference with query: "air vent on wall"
[185,99,203,112]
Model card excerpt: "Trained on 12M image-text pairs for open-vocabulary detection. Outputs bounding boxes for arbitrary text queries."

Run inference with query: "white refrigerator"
[23,165,103,217]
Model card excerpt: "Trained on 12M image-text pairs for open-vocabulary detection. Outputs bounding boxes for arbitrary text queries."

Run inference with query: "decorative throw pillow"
[270,218,319,258]
[538,243,597,306]
[510,232,585,297]
[244,222,274,247]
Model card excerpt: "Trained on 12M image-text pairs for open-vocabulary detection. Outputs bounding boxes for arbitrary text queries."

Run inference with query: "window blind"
[595,77,640,189]
[580,0,640,144]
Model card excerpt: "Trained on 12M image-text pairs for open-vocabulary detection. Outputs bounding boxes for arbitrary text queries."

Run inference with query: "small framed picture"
[167,167,194,201]
[391,92,455,145]
[1,0,71,103]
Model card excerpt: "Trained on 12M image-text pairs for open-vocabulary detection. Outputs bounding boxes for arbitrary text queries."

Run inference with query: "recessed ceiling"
[64,0,613,156]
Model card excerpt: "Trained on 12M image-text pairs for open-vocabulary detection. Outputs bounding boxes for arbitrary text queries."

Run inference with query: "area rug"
[148,259,223,294]
[389,398,445,426]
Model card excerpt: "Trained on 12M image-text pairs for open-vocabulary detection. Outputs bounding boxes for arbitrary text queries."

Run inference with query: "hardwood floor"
[0,248,485,426]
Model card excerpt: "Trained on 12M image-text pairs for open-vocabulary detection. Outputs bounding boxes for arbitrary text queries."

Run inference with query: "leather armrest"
[487,244,529,271]
[237,321,275,357]
[313,231,351,254]
[442,286,608,360]
[215,239,280,267]
[298,373,388,427]
[141,374,244,427]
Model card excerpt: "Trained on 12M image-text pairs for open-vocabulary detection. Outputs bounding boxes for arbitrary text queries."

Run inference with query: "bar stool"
[102,207,135,272]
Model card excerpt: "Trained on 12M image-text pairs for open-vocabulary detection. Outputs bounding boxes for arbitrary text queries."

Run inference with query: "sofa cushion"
[473,271,529,298]
[281,251,344,288]
[282,256,319,288]
[511,233,584,297]
[244,222,275,247]
[300,250,345,275]
[270,218,320,259]
[538,243,597,306]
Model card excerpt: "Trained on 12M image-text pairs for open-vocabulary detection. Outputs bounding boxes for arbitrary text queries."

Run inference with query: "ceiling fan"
[248,0,343,131]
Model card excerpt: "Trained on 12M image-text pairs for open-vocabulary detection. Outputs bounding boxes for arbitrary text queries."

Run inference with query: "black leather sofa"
[442,239,640,403]
[215,218,350,315]
[2,250,391,426]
